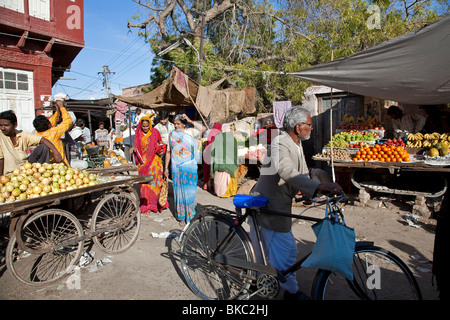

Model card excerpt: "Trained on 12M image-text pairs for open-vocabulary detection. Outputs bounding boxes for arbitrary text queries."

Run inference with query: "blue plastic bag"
[301,216,355,280]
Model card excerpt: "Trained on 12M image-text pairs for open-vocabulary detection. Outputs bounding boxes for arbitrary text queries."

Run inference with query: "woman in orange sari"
[130,115,168,214]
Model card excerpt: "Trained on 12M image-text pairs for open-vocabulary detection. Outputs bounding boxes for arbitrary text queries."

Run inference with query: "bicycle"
[178,193,422,300]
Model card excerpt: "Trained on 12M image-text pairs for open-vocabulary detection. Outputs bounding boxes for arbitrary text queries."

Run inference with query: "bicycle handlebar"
[295,191,347,205]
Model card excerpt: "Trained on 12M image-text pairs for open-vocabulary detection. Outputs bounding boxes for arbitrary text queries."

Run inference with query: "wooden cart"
[0,174,150,286]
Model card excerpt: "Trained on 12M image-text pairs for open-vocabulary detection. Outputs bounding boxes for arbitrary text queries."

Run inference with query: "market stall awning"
[289,15,450,105]
[113,66,257,124]
[113,67,198,109]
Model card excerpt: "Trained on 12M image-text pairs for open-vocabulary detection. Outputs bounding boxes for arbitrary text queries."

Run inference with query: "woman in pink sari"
[130,115,168,214]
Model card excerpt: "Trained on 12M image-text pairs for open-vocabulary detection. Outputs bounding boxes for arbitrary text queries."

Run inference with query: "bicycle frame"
[209,195,347,286]
[179,194,422,300]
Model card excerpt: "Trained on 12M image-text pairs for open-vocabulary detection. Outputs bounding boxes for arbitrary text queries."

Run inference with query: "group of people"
[133,110,260,225]
[0,93,73,176]
[0,93,116,176]
[1,98,343,299]
[130,111,203,225]
[142,107,342,300]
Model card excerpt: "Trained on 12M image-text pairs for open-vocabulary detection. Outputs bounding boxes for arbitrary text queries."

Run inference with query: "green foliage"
[130,0,448,112]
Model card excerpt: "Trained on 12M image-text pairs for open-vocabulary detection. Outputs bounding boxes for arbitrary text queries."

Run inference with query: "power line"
[112,50,152,82]
[109,39,148,71]
[67,74,103,98]
[98,65,115,98]
[105,35,142,67]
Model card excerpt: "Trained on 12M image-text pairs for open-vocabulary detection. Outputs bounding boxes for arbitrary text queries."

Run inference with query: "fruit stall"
[313,114,450,198]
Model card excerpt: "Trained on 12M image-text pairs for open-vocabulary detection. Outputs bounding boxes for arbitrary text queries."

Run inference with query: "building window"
[0,71,29,91]
[0,0,25,13]
[29,0,50,21]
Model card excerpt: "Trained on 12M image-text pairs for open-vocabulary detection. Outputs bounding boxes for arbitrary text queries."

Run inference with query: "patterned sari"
[134,118,169,214]
[169,130,199,223]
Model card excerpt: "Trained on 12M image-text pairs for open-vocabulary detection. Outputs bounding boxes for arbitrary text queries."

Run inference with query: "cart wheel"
[91,192,140,254]
[5,209,84,286]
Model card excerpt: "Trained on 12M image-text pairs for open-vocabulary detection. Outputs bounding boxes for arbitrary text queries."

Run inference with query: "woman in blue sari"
[164,114,205,225]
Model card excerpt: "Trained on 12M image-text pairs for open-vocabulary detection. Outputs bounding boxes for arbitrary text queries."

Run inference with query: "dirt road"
[0,184,439,301]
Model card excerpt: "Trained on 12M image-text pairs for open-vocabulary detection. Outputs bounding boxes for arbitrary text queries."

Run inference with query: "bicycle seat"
[233,194,269,208]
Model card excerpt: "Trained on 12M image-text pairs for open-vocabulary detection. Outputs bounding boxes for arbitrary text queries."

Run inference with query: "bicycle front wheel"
[180,214,256,300]
[312,244,422,300]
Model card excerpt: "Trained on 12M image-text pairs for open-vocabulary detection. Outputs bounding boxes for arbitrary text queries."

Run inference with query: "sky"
[52,1,153,100]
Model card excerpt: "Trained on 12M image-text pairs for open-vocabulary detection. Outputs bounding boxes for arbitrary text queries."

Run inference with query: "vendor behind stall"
[387,105,426,138]
[0,110,63,175]
[33,93,73,166]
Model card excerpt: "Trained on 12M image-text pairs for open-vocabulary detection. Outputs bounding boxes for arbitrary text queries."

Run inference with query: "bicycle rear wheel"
[312,244,422,300]
[180,214,256,300]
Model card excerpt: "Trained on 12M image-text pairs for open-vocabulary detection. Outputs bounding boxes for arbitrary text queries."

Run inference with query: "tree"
[128,0,449,109]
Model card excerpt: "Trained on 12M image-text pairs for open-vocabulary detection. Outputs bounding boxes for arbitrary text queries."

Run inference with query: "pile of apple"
[380,138,405,148]
[0,162,100,203]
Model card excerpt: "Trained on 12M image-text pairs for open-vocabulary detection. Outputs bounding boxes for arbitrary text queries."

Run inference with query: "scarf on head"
[133,113,158,172]
[138,114,155,148]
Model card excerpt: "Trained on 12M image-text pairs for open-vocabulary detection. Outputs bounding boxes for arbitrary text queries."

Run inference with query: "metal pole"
[88,110,92,142]
[330,51,335,182]
[128,105,133,148]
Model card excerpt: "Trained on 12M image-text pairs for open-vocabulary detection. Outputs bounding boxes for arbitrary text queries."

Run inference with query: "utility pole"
[99,65,115,100]
[99,65,116,134]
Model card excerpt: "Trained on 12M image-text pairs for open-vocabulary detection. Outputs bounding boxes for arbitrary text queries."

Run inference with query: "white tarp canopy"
[289,15,450,105]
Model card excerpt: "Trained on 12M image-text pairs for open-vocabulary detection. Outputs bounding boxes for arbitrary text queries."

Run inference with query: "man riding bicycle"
[250,106,343,300]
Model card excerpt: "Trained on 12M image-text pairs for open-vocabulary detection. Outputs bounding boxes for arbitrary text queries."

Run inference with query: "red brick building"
[0,0,84,129]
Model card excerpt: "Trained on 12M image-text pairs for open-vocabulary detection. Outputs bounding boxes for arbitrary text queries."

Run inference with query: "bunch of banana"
[356,116,365,122]
[406,132,450,148]
[439,133,449,140]
[423,132,441,140]
[343,114,355,123]
[406,140,423,148]
[423,139,450,148]
[407,132,424,141]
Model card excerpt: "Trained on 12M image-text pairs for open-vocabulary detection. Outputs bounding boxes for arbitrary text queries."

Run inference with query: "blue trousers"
[249,220,299,294]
